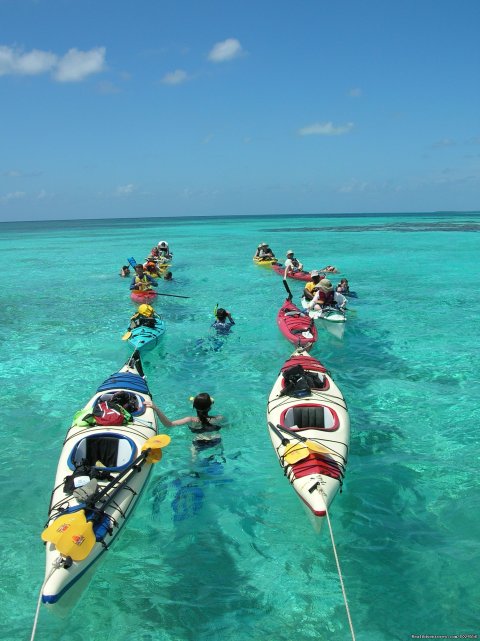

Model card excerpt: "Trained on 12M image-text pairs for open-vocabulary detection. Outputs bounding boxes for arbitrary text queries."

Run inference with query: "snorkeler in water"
[211,307,235,334]
[146,393,223,450]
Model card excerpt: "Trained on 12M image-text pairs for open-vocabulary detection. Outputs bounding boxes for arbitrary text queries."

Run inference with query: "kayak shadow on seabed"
[193,326,237,354]
[150,449,236,523]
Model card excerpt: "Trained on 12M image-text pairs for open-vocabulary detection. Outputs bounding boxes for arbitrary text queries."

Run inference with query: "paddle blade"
[122,331,132,340]
[41,511,96,561]
[305,440,336,456]
[283,443,310,464]
[142,434,171,463]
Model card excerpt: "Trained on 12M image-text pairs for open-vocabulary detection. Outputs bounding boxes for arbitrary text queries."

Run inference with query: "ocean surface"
[0,212,479,641]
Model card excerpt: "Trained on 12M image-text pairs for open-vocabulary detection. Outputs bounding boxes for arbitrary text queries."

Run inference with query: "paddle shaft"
[282,279,293,301]
[87,451,148,507]
[268,422,290,446]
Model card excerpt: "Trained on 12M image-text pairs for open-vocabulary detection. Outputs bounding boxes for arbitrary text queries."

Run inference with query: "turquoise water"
[1,213,479,641]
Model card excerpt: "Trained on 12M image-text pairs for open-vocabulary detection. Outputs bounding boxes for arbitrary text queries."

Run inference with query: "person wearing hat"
[303,270,323,301]
[284,250,304,277]
[253,242,276,261]
[306,278,335,310]
[128,304,158,330]
[157,240,172,261]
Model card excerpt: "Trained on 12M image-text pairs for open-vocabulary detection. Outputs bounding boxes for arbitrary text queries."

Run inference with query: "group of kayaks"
[38,242,178,607]
[124,252,175,353]
[255,252,351,521]
[37,243,352,611]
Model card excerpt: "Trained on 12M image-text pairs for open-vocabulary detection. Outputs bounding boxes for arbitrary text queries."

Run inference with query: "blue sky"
[1,0,479,221]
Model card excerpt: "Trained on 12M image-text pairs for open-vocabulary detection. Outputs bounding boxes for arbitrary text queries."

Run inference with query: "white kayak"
[300,295,347,339]
[266,350,350,519]
[40,351,167,605]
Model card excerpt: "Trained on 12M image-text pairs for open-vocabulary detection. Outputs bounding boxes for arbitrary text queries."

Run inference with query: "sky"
[0,0,479,222]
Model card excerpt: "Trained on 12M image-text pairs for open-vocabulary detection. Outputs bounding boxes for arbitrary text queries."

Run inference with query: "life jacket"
[135,275,151,291]
[92,401,131,426]
[317,290,335,306]
[131,313,156,329]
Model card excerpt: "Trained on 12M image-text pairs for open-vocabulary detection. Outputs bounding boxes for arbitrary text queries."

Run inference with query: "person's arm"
[226,311,235,325]
[147,275,158,287]
[130,276,137,290]
[145,400,197,427]
[305,292,319,309]
[303,285,313,301]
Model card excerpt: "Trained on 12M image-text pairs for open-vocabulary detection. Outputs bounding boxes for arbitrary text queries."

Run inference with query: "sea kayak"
[300,296,347,339]
[40,351,167,605]
[272,264,311,282]
[130,289,157,304]
[277,299,318,349]
[127,319,166,353]
[266,350,350,518]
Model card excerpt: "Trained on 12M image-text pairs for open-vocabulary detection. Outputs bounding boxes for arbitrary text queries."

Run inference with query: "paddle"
[41,435,170,560]
[270,422,336,456]
[87,434,171,506]
[282,279,293,301]
[41,510,96,561]
[127,257,137,269]
[269,423,312,464]
[122,330,132,340]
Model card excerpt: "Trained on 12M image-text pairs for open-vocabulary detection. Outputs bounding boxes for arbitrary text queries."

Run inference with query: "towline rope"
[320,488,357,641]
[30,559,62,641]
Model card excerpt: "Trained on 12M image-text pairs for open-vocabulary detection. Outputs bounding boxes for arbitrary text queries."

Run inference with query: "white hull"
[300,296,346,339]
[267,350,350,519]
[41,353,158,605]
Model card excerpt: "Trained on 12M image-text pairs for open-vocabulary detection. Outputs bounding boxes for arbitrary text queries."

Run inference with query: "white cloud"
[208,38,243,63]
[298,121,354,136]
[0,191,26,203]
[54,47,106,82]
[116,184,136,196]
[0,45,57,75]
[0,45,106,82]
[162,69,189,85]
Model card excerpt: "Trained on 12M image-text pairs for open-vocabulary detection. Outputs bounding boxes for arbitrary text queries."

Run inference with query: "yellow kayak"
[253,257,277,268]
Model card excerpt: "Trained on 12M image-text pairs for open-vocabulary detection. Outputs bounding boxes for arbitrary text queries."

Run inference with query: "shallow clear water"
[0,213,479,641]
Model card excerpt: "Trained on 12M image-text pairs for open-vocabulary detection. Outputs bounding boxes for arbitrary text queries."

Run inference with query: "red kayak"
[277,299,318,349]
[130,289,157,304]
[272,264,311,282]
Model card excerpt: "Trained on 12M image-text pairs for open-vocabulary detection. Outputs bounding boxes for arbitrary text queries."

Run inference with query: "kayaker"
[129,304,158,329]
[212,307,235,334]
[303,270,322,301]
[157,240,172,260]
[254,242,276,261]
[284,250,304,277]
[119,265,131,277]
[336,278,350,294]
[144,260,161,278]
[306,278,335,310]
[130,264,158,291]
